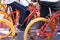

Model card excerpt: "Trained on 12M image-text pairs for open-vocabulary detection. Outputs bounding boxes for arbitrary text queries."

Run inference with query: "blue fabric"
[9,1,28,24]
[57,30,60,32]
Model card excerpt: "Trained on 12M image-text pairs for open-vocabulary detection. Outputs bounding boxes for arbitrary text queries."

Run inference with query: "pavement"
[0,29,60,40]
[0,22,60,40]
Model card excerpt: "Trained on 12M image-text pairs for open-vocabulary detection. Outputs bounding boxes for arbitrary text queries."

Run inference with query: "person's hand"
[18,0,20,2]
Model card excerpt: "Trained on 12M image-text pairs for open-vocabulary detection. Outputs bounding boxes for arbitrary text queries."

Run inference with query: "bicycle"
[0,1,17,40]
[24,7,60,40]
[0,7,15,40]
[0,1,40,40]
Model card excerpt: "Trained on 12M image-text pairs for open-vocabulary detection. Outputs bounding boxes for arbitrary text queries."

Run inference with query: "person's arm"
[18,0,20,2]
[26,0,33,4]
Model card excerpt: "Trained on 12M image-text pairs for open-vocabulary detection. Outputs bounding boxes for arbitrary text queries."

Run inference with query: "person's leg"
[9,2,28,24]
[40,3,49,17]
[10,2,26,11]
[19,6,28,24]
[36,1,49,35]
[13,2,27,10]
[10,2,30,31]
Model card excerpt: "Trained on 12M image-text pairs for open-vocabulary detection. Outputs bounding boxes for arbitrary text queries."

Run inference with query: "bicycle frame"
[22,4,40,24]
[24,10,60,40]
[36,10,60,40]
[9,9,20,25]
[0,4,16,40]
[0,2,40,40]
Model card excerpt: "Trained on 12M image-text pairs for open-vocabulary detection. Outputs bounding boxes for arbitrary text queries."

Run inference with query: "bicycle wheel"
[0,19,15,40]
[24,17,53,40]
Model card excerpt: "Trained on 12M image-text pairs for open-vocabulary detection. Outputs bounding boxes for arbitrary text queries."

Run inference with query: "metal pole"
[49,7,52,16]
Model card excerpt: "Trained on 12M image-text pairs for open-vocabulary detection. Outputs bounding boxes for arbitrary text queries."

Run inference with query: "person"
[36,0,60,17]
[33,0,60,35]
[18,0,33,31]
[5,0,31,24]
[5,0,32,31]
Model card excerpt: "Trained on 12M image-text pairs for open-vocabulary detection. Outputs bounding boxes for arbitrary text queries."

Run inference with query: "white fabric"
[19,0,31,6]
[0,14,4,19]
[4,0,18,4]
[4,0,31,6]
[40,0,59,2]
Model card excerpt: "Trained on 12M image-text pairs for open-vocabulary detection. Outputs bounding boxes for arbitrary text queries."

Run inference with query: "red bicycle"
[17,4,40,31]
[24,7,60,40]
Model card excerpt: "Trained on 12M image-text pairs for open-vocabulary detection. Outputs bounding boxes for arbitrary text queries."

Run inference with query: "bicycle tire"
[24,17,53,40]
[0,19,15,40]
